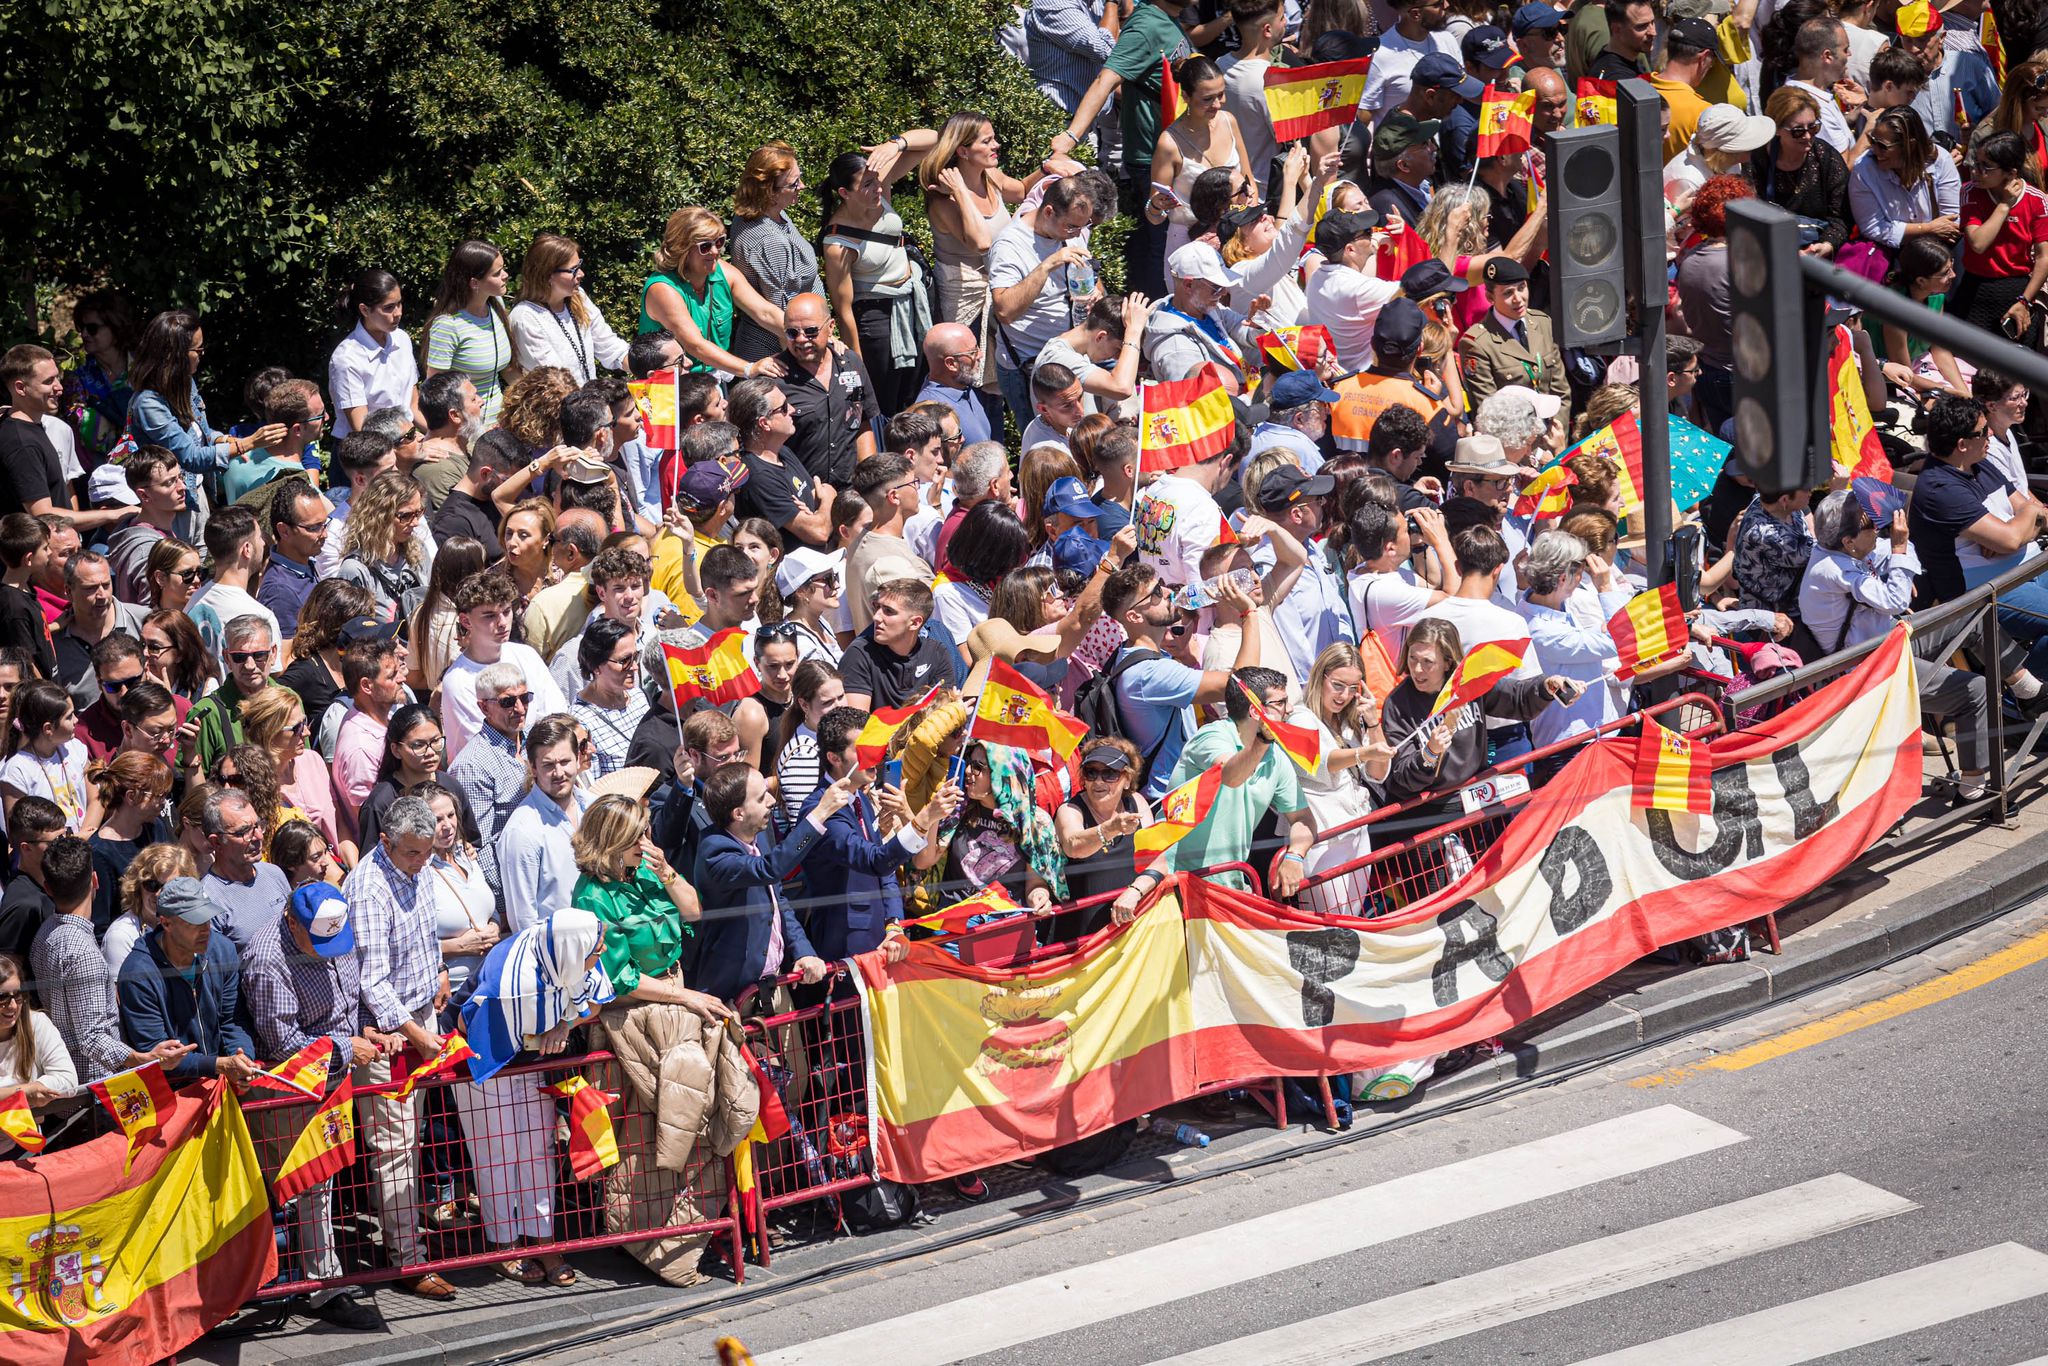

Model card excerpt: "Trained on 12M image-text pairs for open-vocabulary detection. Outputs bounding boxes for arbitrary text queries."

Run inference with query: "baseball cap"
[862,553,930,603]
[1042,476,1109,521]
[1462,25,1513,69]
[1511,1,1567,34]
[675,459,740,512]
[1401,258,1470,300]
[290,882,356,958]
[1255,466,1338,512]
[158,877,223,928]
[1167,240,1243,289]
[1481,256,1531,285]
[1494,382,1564,421]
[1667,16,1720,53]
[1219,204,1270,241]
[1314,208,1382,255]
[1693,104,1777,154]
[1413,53,1484,100]
[1268,371,1344,410]
[1077,743,1132,772]
[560,453,613,485]
[1309,29,1379,61]
[94,462,142,508]
[1051,527,1113,580]
[338,615,402,645]
[774,545,845,597]
[1448,434,1520,476]
[1374,111,1443,158]
[1371,298,1428,355]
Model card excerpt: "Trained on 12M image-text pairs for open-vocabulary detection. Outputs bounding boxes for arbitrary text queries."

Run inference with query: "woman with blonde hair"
[496,365,577,457]
[639,206,789,380]
[1292,641,1393,915]
[920,112,1058,385]
[729,142,822,361]
[103,843,196,975]
[240,687,358,864]
[570,794,725,1015]
[1574,384,1640,441]
[1219,145,1340,327]
[422,239,516,421]
[1416,188,1537,331]
[336,469,428,625]
[82,750,174,930]
[145,536,204,613]
[0,953,75,1150]
[508,232,629,384]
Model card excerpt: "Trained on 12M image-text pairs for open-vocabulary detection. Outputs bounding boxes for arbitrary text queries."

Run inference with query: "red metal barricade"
[241,1049,744,1298]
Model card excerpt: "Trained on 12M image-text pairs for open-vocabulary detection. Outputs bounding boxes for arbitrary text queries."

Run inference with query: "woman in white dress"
[1292,642,1394,918]
[1146,57,1254,261]
[508,232,631,385]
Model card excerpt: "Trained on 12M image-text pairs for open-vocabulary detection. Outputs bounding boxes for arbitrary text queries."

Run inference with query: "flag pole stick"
[1131,380,1145,517]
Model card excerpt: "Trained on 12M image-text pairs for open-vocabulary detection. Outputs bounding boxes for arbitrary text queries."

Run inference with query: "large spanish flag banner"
[663,628,759,708]
[1827,323,1891,482]
[1139,371,1235,472]
[1262,58,1372,141]
[854,896,1197,1185]
[857,627,1921,1181]
[0,1082,275,1365]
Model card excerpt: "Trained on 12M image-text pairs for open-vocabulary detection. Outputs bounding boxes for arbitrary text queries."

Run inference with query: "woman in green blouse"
[570,794,731,1020]
[639,206,789,382]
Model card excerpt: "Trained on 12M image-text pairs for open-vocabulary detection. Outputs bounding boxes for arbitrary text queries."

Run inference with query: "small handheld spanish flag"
[1607,583,1688,681]
[0,1091,46,1153]
[542,1076,621,1180]
[1564,409,1645,517]
[1477,84,1537,159]
[1632,718,1713,814]
[905,887,1024,936]
[1262,57,1373,141]
[1574,78,1618,126]
[392,1029,477,1100]
[628,367,681,451]
[1140,369,1236,472]
[1160,54,1187,128]
[1426,639,1530,723]
[274,1077,357,1204]
[854,682,945,771]
[1135,764,1224,856]
[1235,677,1322,776]
[663,628,760,708]
[88,1059,175,1174]
[975,659,1066,752]
[1255,325,1335,373]
[1513,463,1576,519]
[246,1036,335,1101]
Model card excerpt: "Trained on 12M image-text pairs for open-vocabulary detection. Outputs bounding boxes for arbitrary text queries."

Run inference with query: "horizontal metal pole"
[1799,254,2048,391]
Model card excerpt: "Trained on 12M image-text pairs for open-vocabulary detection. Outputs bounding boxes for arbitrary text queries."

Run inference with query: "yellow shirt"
[1698,19,1751,111]
[522,569,591,659]
[649,529,722,626]
[1645,74,1715,161]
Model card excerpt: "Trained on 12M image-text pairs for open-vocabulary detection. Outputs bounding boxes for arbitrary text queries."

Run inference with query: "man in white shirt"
[496,715,588,933]
[188,507,281,669]
[988,176,1102,438]
[1784,17,1858,154]
[1145,243,1254,386]
[1358,0,1463,121]
[1348,502,1462,662]
[1134,439,1236,588]
[437,568,568,763]
[1303,210,1401,372]
[1218,0,1285,195]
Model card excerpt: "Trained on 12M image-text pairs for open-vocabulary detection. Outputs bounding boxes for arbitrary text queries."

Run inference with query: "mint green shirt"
[1160,719,1302,890]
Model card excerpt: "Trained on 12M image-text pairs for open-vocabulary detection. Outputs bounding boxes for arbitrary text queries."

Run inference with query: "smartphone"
[1149,180,1186,207]
[1671,524,1703,613]
[945,754,966,787]
[881,758,904,790]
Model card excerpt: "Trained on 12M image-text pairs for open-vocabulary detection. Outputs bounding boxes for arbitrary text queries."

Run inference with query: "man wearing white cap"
[1145,242,1255,388]
[1663,103,1777,199]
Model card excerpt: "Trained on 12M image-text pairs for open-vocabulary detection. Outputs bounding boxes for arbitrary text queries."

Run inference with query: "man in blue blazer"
[691,761,853,1002]
[794,707,963,964]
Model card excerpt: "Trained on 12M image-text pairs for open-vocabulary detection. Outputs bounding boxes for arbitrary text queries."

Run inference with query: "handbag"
[1355,580,1405,704]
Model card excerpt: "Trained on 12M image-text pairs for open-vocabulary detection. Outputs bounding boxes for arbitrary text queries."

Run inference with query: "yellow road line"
[1631,925,2048,1088]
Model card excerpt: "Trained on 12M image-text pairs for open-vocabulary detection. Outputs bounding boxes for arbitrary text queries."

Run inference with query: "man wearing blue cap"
[1442,26,1514,178]
[1043,475,1110,542]
[240,882,387,1329]
[1510,3,1567,76]
[1249,370,1339,476]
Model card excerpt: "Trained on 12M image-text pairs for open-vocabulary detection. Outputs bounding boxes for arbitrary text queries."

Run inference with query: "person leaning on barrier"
[1801,490,1992,801]
[1381,618,1578,812]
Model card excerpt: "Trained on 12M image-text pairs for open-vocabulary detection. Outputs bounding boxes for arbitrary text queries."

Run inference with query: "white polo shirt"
[328,323,420,436]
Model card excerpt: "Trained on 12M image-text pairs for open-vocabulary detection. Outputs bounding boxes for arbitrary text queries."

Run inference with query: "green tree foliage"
[2,0,1067,402]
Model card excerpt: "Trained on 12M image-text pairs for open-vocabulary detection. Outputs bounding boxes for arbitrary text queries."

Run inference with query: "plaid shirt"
[240,910,365,1061]
[572,689,650,780]
[28,913,130,1082]
[446,721,530,898]
[347,843,444,1031]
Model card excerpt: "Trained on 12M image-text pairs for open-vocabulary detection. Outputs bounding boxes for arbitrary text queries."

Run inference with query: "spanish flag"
[392,1029,476,1101]
[907,887,1025,936]
[1513,463,1576,519]
[246,1036,334,1101]
[628,366,681,450]
[88,1060,175,1175]
[1370,214,1435,283]
[1160,54,1187,128]
[1632,718,1713,814]
[0,1082,276,1365]
[1426,639,1530,723]
[731,1043,793,1224]
[1139,370,1235,472]
[1826,324,1891,482]
[1477,84,1536,158]
[1236,677,1322,775]
[1565,409,1646,517]
[1048,708,1089,762]
[1894,0,1935,36]
[541,1076,620,1180]
[0,1091,45,1153]
[1608,582,1688,681]
[1135,764,1224,856]
[1211,520,1240,548]
[854,682,945,771]
[1982,6,2005,79]
[272,1077,356,1204]
[1575,78,1618,126]
[975,658,1066,751]
[663,627,759,707]
[1256,324,1335,372]
[1262,57,1373,142]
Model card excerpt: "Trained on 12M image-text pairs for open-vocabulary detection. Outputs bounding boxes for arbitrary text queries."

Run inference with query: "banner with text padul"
[0,1081,276,1366]
[1184,627,1923,1083]
[852,902,1196,1185]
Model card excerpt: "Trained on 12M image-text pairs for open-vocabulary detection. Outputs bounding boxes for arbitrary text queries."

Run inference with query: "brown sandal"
[537,1255,576,1287]
[494,1257,545,1285]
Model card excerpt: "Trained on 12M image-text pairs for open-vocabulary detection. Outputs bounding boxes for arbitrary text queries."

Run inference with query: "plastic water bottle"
[1067,255,1098,300]
[1441,833,1474,880]
[1146,1117,1211,1148]
[1199,567,1261,602]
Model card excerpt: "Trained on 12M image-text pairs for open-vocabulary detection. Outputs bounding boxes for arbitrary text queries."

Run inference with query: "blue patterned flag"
[1668,416,1731,513]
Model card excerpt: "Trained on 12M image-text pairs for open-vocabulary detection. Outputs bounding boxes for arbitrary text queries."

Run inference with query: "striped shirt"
[446,722,531,898]
[346,843,444,1032]
[29,912,129,1082]
[424,309,514,421]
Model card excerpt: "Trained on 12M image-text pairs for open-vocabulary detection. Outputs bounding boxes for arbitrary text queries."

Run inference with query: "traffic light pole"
[1797,254,2048,393]
[1617,82,1671,587]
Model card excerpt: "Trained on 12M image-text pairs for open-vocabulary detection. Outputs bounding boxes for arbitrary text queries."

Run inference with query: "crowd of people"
[0,0,2044,1326]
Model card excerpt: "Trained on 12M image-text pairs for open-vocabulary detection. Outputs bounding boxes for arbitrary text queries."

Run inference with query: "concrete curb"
[235,816,2048,1366]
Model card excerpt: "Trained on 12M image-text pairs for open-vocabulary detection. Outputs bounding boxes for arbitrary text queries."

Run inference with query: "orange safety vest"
[1328,369,1454,454]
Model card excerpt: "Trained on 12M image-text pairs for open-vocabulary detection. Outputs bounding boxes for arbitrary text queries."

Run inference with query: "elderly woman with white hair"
[1799,489,1991,799]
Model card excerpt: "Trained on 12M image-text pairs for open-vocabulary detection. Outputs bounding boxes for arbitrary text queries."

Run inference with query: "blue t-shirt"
[1112,651,1202,798]
[1905,459,2006,605]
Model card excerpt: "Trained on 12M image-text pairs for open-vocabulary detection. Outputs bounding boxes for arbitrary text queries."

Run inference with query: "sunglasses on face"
[1081,765,1121,782]
[1783,122,1818,138]
[170,567,203,584]
[488,691,533,709]
[784,325,823,339]
[0,990,20,1006]
[554,264,586,276]
[695,237,729,255]
[102,675,141,694]
[227,650,270,665]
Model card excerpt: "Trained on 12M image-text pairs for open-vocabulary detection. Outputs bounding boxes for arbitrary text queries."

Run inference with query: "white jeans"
[450,1068,557,1247]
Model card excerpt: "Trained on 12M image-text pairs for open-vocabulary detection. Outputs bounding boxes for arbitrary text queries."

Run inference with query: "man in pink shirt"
[332,637,406,820]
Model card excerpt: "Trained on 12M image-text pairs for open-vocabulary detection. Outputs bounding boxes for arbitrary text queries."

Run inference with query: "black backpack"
[1071,647,1175,787]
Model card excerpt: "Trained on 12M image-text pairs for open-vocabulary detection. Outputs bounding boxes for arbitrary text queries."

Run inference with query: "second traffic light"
[1724,199,1829,492]
[1544,124,1628,349]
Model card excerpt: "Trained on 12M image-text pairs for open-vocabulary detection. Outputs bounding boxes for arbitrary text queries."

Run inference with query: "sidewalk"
[190,765,2048,1366]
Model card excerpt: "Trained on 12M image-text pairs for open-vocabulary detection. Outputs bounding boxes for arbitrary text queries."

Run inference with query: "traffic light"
[1544,124,1628,349]
[1724,199,1828,491]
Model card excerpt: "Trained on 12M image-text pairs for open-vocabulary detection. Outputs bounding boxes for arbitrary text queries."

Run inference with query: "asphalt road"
[551,902,2048,1366]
